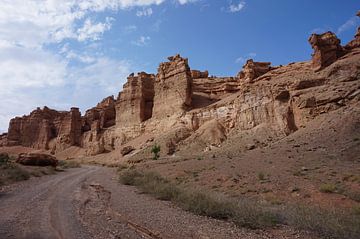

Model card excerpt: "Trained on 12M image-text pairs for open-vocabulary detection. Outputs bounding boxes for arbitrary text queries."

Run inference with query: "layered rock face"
[153,54,192,118]
[309,31,344,70]
[345,12,360,50]
[237,59,273,83]
[191,70,209,79]
[6,107,82,150]
[116,72,155,126]
[83,96,116,131]
[2,26,360,157]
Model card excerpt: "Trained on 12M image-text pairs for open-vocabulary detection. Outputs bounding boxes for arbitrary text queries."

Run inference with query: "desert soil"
[0,165,316,239]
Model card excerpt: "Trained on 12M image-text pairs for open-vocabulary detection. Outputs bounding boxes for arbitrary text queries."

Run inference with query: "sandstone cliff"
[2,18,360,159]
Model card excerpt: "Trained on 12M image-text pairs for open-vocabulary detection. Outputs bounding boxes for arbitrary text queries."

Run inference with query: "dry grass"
[57,160,81,170]
[119,169,279,229]
[119,168,360,238]
[0,161,30,183]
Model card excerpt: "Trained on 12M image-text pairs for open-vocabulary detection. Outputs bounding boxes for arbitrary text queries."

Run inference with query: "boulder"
[16,153,58,167]
[309,31,344,70]
[121,146,135,156]
[345,11,360,50]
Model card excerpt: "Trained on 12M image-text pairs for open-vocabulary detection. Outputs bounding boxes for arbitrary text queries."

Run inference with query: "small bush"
[57,160,81,169]
[319,183,337,193]
[0,153,9,164]
[151,144,161,160]
[5,164,30,181]
[257,172,265,181]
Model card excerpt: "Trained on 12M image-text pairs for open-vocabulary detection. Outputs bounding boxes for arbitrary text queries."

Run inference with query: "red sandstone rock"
[16,153,58,167]
[191,70,209,79]
[116,72,155,126]
[237,59,273,83]
[309,31,344,70]
[6,106,82,151]
[153,54,192,118]
[345,12,360,50]
[83,96,116,131]
[120,146,135,156]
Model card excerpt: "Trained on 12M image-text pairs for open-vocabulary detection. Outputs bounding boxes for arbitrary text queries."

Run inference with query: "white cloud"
[235,52,256,64]
[337,16,359,35]
[123,25,138,33]
[132,36,151,46]
[77,17,113,41]
[178,0,198,4]
[229,1,246,13]
[136,8,153,17]
[0,0,199,131]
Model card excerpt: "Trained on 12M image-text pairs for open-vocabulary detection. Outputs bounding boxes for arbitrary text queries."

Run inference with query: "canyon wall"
[2,22,360,157]
[153,54,193,118]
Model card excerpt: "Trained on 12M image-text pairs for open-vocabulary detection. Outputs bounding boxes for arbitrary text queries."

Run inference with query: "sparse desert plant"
[118,169,280,229]
[285,205,360,239]
[57,160,81,169]
[353,205,360,215]
[0,153,9,165]
[257,172,265,181]
[151,144,161,160]
[319,183,337,193]
[4,164,30,181]
[118,169,360,238]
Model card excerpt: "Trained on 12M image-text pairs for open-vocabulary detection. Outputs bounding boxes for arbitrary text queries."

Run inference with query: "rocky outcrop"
[6,106,82,151]
[0,133,7,146]
[2,27,360,158]
[116,72,155,126]
[237,59,273,83]
[309,31,344,70]
[153,54,192,118]
[192,77,241,108]
[54,107,82,149]
[83,96,116,132]
[16,153,58,167]
[345,11,360,50]
[191,70,209,79]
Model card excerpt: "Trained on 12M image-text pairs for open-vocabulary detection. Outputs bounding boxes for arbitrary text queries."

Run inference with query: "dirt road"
[0,166,304,239]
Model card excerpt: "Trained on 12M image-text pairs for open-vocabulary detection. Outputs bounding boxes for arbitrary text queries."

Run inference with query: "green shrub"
[151,144,161,160]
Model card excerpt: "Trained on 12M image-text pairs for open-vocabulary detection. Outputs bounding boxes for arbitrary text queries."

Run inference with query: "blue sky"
[0,0,359,132]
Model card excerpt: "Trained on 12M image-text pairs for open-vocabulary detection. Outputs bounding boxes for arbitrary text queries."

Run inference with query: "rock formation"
[237,59,273,83]
[116,72,155,126]
[1,27,360,158]
[16,153,58,167]
[309,31,344,70]
[345,11,360,50]
[82,96,116,131]
[191,70,209,79]
[153,54,192,118]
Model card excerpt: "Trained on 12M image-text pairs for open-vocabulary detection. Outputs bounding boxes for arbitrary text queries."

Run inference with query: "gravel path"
[0,166,311,239]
